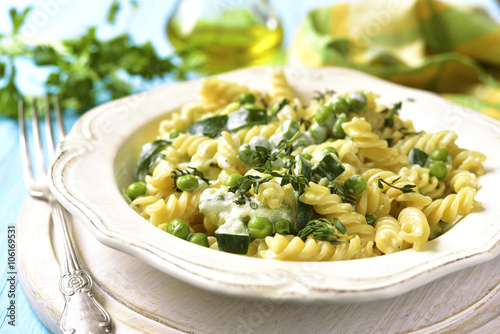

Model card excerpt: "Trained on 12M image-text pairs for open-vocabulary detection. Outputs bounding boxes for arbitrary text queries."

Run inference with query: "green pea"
[127,182,147,200]
[329,96,349,115]
[301,153,313,160]
[347,92,367,113]
[322,147,339,158]
[225,173,243,187]
[315,105,336,128]
[166,218,191,240]
[169,128,184,139]
[429,148,450,162]
[189,233,209,247]
[274,219,291,235]
[238,92,256,105]
[247,217,273,239]
[344,175,367,195]
[238,144,254,166]
[308,123,327,143]
[176,175,199,192]
[428,160,448,180]
[332,115,349,138]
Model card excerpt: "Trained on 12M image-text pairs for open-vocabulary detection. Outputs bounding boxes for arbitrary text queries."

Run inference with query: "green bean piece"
[189,233,209,247]
[176,175,199,192]
[127,182,147,200]
[238,92,256,105]
[428,160,448,180]
[344,175,367,195]
[247,217,273,239]
[166,218,191,240]
[225,173,243,187]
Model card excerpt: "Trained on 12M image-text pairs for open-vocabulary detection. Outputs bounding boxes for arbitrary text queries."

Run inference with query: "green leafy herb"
[187,115,228,138]
[270,98,290,116]
[328,181,356,205]
[365,214,377,226]
[377,177,416,193]
[228,174,272,206]
[299,117,313,130]
[187,108,268,138]
[297,218,349,245]
[402,131,423,139]
[312,89,336,104]
[136,139,171,181]
[0,6,192,118]
[255,156,309,195]
[382,102,402,127]
[227,108,268,132]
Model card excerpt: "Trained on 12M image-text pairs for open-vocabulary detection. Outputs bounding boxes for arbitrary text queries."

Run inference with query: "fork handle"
[49,198,113,334]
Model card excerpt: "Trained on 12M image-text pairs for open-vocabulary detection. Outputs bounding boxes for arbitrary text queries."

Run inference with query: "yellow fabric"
[290,0,500,119]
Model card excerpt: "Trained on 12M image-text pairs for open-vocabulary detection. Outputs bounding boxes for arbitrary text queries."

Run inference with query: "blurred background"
[1,1,499,333]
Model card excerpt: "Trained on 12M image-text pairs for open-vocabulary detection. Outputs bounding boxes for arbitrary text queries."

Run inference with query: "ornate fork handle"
[49,198,112,334]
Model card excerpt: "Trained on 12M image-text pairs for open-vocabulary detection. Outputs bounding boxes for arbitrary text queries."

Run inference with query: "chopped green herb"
[402,131,423,139]
[297,218,349,245]
[377,177,416,193]
[136,139,171,181]
[382,102,402,127]
[328,181,356,205]
[270,98,290,116]
[0,6,192,118]
[228,174,271,205]
[312,89,336,104]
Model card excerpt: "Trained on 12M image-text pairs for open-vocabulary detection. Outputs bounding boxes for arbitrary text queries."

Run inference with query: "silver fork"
[19,96,113,334]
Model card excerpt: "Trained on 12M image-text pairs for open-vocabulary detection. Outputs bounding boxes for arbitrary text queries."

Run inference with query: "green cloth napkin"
[289,0,500,119]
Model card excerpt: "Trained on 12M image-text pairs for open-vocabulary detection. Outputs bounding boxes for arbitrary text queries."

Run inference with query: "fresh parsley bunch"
[0,5,197,118]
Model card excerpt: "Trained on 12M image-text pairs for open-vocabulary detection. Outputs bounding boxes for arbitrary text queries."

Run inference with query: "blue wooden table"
[1,0,499,333]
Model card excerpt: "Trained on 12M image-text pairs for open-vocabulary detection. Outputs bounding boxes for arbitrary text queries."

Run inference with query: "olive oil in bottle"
[167,0,284,74]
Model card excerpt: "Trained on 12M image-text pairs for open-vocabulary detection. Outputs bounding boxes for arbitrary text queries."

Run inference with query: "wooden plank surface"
[17,197,500,334]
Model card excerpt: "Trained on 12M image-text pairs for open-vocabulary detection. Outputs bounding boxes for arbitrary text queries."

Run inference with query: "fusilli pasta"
[128,68,486,262]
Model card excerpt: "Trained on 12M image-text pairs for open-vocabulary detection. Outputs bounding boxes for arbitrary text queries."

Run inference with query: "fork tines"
[18,96,65,195]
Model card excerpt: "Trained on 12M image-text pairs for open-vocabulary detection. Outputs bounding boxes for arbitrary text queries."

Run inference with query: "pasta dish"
[127,68,486,261]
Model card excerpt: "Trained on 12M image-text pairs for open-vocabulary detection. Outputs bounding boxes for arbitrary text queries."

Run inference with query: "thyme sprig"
[381,102,402,127]
[328,181,357,205]
[377,177,416,193]
[171,167,210,192]
[228,174,272,207]
[297,218,350,245]
[312,89,336,104]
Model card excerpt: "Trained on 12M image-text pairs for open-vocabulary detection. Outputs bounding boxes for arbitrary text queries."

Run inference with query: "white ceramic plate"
[49,66,500,303]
